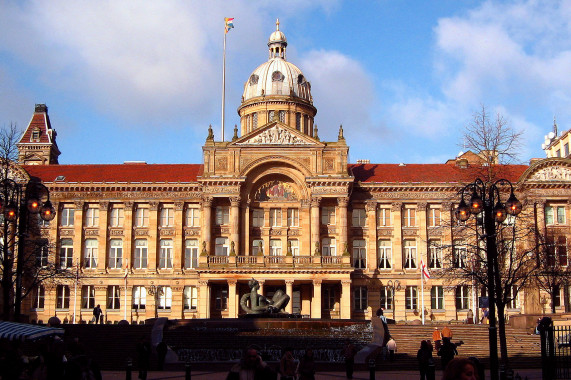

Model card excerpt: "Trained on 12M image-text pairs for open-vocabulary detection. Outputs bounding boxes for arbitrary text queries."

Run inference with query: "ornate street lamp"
[0,178,55,320]
[455,178,522,380]
[386,279,401,321]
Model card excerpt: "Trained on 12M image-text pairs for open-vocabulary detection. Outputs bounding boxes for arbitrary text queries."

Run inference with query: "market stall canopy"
[0,321,64,341]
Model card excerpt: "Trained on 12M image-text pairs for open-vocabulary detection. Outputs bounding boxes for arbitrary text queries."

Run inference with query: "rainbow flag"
[225,17,234,34]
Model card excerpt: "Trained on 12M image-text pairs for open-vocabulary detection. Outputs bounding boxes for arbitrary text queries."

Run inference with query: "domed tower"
[238,19,317,137]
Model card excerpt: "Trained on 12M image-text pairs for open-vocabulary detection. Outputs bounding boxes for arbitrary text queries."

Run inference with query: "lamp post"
[455,178,522,380]
[386,279,400,321]
[0,178,55,321]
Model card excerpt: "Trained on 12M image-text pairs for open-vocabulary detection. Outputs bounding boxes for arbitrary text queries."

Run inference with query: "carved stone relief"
[237,125,313,145]
[215,157,228,171]
[532,166,571,181]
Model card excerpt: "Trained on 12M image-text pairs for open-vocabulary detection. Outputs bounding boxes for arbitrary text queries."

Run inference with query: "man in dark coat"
[226,347,277,380]
[92,304,102,324]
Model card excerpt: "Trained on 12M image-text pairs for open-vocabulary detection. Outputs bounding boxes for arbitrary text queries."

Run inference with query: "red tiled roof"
[19,112,52,145]
[349,163,529,184]
[24,164,204,183]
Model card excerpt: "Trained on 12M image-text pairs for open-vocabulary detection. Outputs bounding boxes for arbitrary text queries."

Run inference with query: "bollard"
[185,360,191,380]
[125,358,132,380]
[368,359,376,380]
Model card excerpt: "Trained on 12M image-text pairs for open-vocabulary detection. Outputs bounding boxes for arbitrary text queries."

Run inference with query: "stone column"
[365,201,377,271]
[311,279,322,319]
[198,280,210,319]
[418,202,428,269]
[341,279,352,319]
[244,201,251,256]
[310,198,321,256]
[228,279,238,318]
[173,202,184,270]
[338,197,349,256]
[124,202,134,271]
[392,202,403,271]
[97,201,108,270]
[285,280,294,314]
[148,202,159,270]
[73,201,85,268]
[230,197,241,255]
[301,200,311,255]
[201,197,213,255]
[258,280,265,297]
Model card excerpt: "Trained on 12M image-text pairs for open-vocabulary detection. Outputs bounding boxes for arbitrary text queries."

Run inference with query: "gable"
[520,158,571,183]
[232,122,322,146]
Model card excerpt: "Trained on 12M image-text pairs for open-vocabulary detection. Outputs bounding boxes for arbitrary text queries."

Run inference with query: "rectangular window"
[185,239,199,269]
[321,207,336,225]
[184,286,198,310]
[56,285,70,309]
[323,287,336,310]
[81,285,96,309]
[270,208,282,227]
[431,286,444,309]
[85,207,99,227]
[453,240,467,268]
[60,206,75,227]
[84,239,98,269]
[288,239,299,256]
[404,240,417,269]
[215,288,228,310]
[406,286,418,310]
[185,207,200,227]
[159,239,173,268]
[108,239,123,269]
[215,206,230,225]
[109,206,124,227]
[546,205,566,225]
[134,207,149,228]
[32,286,45,309]
[455,285,470,310]
[107,285,121,310]
[377,207,391,227]
[378,240,392,269]
[403,208,416,227]
[252,239,263,256]
[157,286,172,310]
[554,285,561,307]
[133,239,148,269]
[380,286,393,310]
[269,239,282,256]
[252,209,264,227]
[37,245,49,267]
[287,208,299,227]
[354,286,368,311]
[322,237,336,256]
[429,240,442,269]
[59,239,74,269]
[565,143,570,157]
[353,239,366,269]
[352,209,366,227]
[428,207,441,227]
[215,237,229,256]
[132,286,146,310]
[160,207,174,227]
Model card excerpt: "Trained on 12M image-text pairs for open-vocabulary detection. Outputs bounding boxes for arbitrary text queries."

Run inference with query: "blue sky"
[1,0,569,165]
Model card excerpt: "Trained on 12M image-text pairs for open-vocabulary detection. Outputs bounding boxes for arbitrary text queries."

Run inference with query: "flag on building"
[420,259,430,280]
[225,17,235,33]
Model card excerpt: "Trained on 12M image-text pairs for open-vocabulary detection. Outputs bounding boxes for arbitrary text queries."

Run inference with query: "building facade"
[9,23,571,324]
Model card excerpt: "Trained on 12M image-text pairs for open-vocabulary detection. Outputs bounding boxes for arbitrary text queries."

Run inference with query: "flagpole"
[421,269,425,325]
[221,28,227,142]
[124,259,128,321]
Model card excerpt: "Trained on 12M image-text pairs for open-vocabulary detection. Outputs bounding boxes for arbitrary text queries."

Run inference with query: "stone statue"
[240,279,290,314]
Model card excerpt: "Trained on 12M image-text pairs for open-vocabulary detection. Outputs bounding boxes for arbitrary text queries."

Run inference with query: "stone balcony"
[199,254,351,268]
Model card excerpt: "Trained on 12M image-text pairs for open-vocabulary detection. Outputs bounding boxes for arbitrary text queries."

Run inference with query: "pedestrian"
[92,304,102,324]
[386,338,397,362]
[432,327,442,350]
[466,309,474,324]
[136,336,151,380]
[441,325,453,340]
[343,340,357,379]
[417,340,433,380]
[442,358,477,380]
[279,347,297,380]
[156,340,167,371]
[226,346,277,380]
[297,349,316,380]
[438,337,458,370]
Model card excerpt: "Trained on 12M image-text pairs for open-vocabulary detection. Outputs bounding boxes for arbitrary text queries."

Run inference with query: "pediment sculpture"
[531,166,571,181]
[237,125,312,145]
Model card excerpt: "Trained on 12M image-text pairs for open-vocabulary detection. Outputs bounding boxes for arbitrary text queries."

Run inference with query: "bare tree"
[534,232,571,313]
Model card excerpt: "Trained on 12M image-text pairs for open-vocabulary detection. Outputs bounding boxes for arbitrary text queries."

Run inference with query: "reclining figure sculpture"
[240,279,290,314]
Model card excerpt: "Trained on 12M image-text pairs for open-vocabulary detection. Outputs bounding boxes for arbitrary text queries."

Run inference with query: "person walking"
[92,304,102,324]
[432,327,442,350]
[437,337,458,371]
[279,347,297,380]
[386,338,397,362]
[417,340,434,380]
[136,337,151,380]
[441,325,453,340]
[297,349,316,380]
[343,340,357,379]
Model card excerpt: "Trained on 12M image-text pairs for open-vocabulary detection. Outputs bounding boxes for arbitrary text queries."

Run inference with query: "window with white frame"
[455,285,470,310]
[287,208,299,227]
[453,240,467,268]
[377,207,391,227]
[159,239,173,268]
[132,286,146,310]
[352,209,366,227]
[378,240,392,269]
[85,206,99,227]
[404,240,417,269]
[405,286,418,310]
[184,286,198,310]
[380,286,393,310]
[107,285,121,309]
[431,286,444,309]
[270,208,282,227]
[429,240,442,269]
[37,245,49,267]
[321,207,336,225]
[84,239,98,269]
[428,207,441,227]
[160,206,174,227]
[252,209,264,227]
[270,239,282,256]
[60,206,75,227]
[215,206,229,225]
[185,207,200,227]
[354,286,368,311]
[109,206,124,227]
[32,286,45,309]
[134,206,149,227]
[288,239,299,256]
[185,239,199,269]
[323,287,336,310]
[108,239,123,269]
[81,285,96,309]
[546,204,566,225]
[215,237,229,256]
[157,286,172,310]
[322,237,336,256]
[353,239,366,269]
[252,239,263,256]
[403,208,416,227]
[508,286,519,309]
[215,288,228,310]
[503,214,516,226]
[133,239,148,269]
[57,285,70,309]
[59,239,74,269]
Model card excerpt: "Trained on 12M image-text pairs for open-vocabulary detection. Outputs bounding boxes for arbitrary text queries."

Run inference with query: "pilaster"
[392,202,403,271]
[228,279,238,318]
[285,280,294,314]
[198,280,210,319]
[341,279,351,319]
[97,201,108,270]
[173,202,184,270]
[338,197,349,256]
[148,202,159,270]
[365,201,377,271]
[230,197,241,255]
[201,197,213,255]
[311,279,322,319]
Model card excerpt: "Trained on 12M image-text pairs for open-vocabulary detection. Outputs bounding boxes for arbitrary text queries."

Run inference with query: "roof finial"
[554,115,558,136]
[276,18,280,31]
